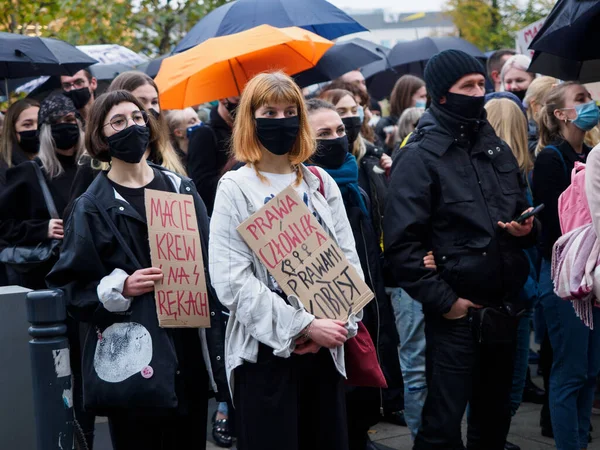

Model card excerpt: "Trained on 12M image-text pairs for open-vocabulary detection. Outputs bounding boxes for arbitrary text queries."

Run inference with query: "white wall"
[339,26,457,47]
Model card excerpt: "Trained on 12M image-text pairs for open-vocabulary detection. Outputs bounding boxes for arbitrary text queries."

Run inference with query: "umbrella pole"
[4,79,9,106]
[228,60,242,96]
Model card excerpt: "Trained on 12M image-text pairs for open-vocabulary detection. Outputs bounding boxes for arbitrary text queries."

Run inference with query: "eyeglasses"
[103,111,148,132]
[62,79,87,91]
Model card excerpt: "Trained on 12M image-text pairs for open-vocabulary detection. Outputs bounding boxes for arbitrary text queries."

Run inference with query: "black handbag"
[79,192,178,413]
[0,162,61,273]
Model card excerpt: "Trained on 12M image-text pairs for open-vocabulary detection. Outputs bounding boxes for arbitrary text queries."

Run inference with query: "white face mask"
[368,115,381,127]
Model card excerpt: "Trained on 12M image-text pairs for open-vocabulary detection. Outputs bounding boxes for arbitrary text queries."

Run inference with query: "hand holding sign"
[237,186,374,321]
[123,268,164,297]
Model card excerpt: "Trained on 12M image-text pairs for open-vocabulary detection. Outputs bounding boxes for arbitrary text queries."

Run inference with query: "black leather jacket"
[384,105,537,315]
[47,166,228,409]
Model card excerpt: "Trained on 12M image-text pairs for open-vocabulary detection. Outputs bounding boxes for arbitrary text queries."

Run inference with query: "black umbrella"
[293,39,388,88]
[137,55,168,79]
[364,37,485,100]
[528,0,600,82]
[0,32,97,78]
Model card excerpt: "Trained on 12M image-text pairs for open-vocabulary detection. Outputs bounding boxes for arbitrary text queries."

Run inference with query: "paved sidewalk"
[205,402,600,450]
[95,396,600,449]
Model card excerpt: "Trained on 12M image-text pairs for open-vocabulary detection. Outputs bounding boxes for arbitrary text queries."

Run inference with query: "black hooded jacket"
[384,104,537,316]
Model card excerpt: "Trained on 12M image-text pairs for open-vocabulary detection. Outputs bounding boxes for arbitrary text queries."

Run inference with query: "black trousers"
[234,344,349,450]
[108,409,207,450]
[414,315,517,450]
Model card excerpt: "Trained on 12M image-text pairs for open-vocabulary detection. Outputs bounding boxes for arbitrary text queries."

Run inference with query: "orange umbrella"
[156,25,334,109]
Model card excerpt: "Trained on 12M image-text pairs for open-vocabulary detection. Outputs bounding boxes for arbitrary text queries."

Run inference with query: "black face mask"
[18,130,39,154]
[510,90,527,102]
[225,100,239,117]
[313,136,349,169]
[341,116,362,145]
[106,125,150,164]
[51,123,80,150]
[441,92,486,120]
[149,108,160,120]
[64,87,92,110]
[256,116,300,156]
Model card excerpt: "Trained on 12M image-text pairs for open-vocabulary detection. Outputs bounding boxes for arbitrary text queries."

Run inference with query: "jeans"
[510,309,532,416]
[390,288,427,439]
[539,259,600,450]
[414,314,516,450]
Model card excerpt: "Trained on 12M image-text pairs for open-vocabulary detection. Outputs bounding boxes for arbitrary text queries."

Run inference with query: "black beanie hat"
[424,49,486,104]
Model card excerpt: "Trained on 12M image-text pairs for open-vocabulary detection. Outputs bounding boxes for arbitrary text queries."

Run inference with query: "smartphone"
[514,204,545,224]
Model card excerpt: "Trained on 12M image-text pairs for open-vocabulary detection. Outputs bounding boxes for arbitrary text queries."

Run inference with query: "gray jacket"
[209,164,363,395]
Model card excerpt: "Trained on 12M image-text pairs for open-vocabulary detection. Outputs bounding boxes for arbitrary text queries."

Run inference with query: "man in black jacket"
[187,97,239,215]
[384,50,536,450]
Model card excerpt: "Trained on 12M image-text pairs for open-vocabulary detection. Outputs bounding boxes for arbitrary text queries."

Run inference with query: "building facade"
[340,10,457,47]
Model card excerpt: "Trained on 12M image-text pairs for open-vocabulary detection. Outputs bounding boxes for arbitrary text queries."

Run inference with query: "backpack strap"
[545,145,569,178]
[307,166,325,197]
[81,192,143,270]
[31,161,59,220]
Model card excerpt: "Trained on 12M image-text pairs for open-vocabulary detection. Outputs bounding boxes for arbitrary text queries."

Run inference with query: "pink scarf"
[552,223,600,328]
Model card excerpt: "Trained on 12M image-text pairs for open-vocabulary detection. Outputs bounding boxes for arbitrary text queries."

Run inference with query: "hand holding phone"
[514,204,545,224]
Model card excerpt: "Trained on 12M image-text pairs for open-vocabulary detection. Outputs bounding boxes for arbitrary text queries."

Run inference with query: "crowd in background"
[1,43,600,450]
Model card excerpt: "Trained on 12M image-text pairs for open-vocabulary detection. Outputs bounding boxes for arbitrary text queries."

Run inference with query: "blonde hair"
[536,82,580,155]
[396,107,424,144]
[38,121,85,178]
[524,76,558,122]
[232,72,315,185]
[485,99,532,173]
[500,54,535,91]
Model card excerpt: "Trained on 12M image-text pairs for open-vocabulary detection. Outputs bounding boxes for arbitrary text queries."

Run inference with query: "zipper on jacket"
[359,220,384,416]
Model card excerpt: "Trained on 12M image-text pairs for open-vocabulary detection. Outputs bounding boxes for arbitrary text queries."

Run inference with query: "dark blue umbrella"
[293,38,387,88]
[137,55,169,78]
[0,32,97,79]
[528,0,600,82]
[363,37,485,100]
[173,0,367,54]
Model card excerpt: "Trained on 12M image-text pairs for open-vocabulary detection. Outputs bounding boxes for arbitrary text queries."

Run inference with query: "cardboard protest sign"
[237,186,373,321]
[145,189,210,328]
[515,17,545,58]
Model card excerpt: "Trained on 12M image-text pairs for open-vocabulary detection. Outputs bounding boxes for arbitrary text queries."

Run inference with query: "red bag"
[307,166,387,388]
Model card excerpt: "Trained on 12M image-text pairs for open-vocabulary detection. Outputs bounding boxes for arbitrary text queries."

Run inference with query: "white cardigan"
[208,164,363,395]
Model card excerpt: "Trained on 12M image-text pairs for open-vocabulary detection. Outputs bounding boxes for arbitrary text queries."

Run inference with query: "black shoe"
[522,384,545,404]
[505,441,520,450]
[383,410,407,426]
[541,426,554,439]
[212,411,233,448]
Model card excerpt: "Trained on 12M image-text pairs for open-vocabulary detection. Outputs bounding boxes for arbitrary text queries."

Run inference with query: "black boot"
[522,367,545,404]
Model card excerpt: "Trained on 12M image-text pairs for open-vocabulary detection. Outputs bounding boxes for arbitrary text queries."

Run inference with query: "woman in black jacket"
[47,90,226,450]
[0,98,40,186]
[0,94,83,289]
[319,89,389,243]
[306,98,404,449]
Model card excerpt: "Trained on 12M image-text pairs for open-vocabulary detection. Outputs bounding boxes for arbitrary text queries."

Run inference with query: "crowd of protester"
[1,45,600,450]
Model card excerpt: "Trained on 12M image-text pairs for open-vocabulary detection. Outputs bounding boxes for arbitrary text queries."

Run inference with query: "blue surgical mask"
[415,100,427,110]
[570,101,600,131]
[357,105,364,124]
[186,123,202,138]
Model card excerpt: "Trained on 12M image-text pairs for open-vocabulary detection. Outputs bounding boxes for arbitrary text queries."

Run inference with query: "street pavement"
[95,400,600,449]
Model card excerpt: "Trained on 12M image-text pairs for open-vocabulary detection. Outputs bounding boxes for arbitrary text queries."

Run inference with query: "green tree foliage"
[444,0,554,51]
[0,0,232,56]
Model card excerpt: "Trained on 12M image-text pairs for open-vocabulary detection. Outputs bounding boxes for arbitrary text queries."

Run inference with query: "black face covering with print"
[313,136,349,169]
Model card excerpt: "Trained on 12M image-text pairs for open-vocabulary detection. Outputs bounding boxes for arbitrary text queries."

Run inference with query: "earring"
[565,119,568,124]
